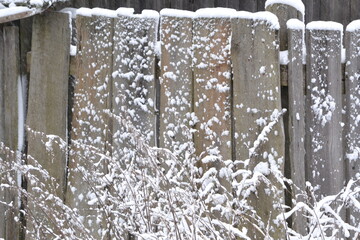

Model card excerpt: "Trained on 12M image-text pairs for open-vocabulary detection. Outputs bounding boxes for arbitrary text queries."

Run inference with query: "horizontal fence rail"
[1,0,360,239]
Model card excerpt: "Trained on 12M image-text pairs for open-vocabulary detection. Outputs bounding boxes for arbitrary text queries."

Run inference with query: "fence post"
[193,9,234,226]
[231,12,285,239]
[25,11,70,239]
[287,19,306,235]
[65,8,115,239]
[0,25,21,240]
[305,22,344,198]
[345,20,360,232]
[159,9,194,158]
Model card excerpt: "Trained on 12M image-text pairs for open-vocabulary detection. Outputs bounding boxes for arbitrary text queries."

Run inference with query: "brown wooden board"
[65,11,114,239]
[25,11,70,239]
[159,10,193,158]
[193,9,233,199]
[305,25,344,198]
[0,25,21,240]
[287,21,306,235]
[345,24,360,234]
[231,13,285,239]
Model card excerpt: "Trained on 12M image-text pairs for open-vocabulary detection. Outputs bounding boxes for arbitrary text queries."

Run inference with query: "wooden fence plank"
[65,9,114,239]
[112,9,158,152]
[159,9,193,158]
[345,21,360,232]
[232,12,285,239]
[305,22,344,199]
[193,8,233,195]
[265,1,304,50]
[0,25,21,240]
[26,11,70,239]
[287,20,306,235]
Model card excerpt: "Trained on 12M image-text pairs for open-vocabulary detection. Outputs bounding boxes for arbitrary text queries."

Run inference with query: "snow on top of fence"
[141,10,159,19]
[232,11,280,30]
[92,8,117,18]
[346,20,360,32]
[76,7,92,17]
[265,0,305,16]
[306,21,343,32]
[195,8,236,18]
[116,7,135,17]
[0,6,33,17]
[287,18,305,30]
[59,8,77,19]
[160,8,195,18]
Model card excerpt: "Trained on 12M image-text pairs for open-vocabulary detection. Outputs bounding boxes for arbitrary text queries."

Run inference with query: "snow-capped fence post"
[65,9,115,239]
[0,25,21,240]
[265,0,304,51]
[159,9,194,158]
[231,12,285,239]
[25,11,71,239]
[305,22,344,199]
[193,8,234,220]
[344,20,360,232]
[286,19,306,235]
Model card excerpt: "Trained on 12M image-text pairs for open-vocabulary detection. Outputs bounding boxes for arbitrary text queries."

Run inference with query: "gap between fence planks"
[231,12,285,239]
[65,11,114,239]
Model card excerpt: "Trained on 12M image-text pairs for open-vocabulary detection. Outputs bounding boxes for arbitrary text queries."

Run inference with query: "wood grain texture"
[287,24,306,235]
[232,16,285,239]
[159,13,193,157]
[65,13,114,239]
[26,11,70,239]
[265,3,304,50]
[305,28,344,198]
[0,25,21,240]
[345,26,360,232]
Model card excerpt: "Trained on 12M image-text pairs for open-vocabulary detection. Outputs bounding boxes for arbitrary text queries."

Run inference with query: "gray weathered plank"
[65,10,114,239]
[193,9,233,192]
[159,10,193,158]
[0,25,21,240]
[344,21,360,233]
[287,20,306,235]
[265,2,304,50]
[239,0,257,12]
[26,11,70,239]
[232,12,285,239]
[305,23,344,199]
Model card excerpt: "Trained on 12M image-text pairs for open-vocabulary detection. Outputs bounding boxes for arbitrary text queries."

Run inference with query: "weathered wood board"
[305,23,344,198]
[345,22,360,232]
[25,11,70,240]
[112,10,158,154]
[0,25,21,240]
[159,10,193,158]
[193,9,233,198]
[65,10,114,239]
[287,20,306,235]
[231,12,285,239]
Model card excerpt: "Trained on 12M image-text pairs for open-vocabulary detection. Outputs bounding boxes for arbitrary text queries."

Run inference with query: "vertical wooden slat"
[345,21,360,232]
[193,9,234,200]
[232,12,285,239]
[112,9,158,153]
[0,25,21,240]
[159,9,193,158]
[305,22,344,198]
[287,19,306,235]
[265,1,304,50]
[65,9,114,239]
[239,0,257,12]
[26,11,70,239]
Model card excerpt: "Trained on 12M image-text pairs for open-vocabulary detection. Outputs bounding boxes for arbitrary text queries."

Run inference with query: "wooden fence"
[1,1,360,239]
